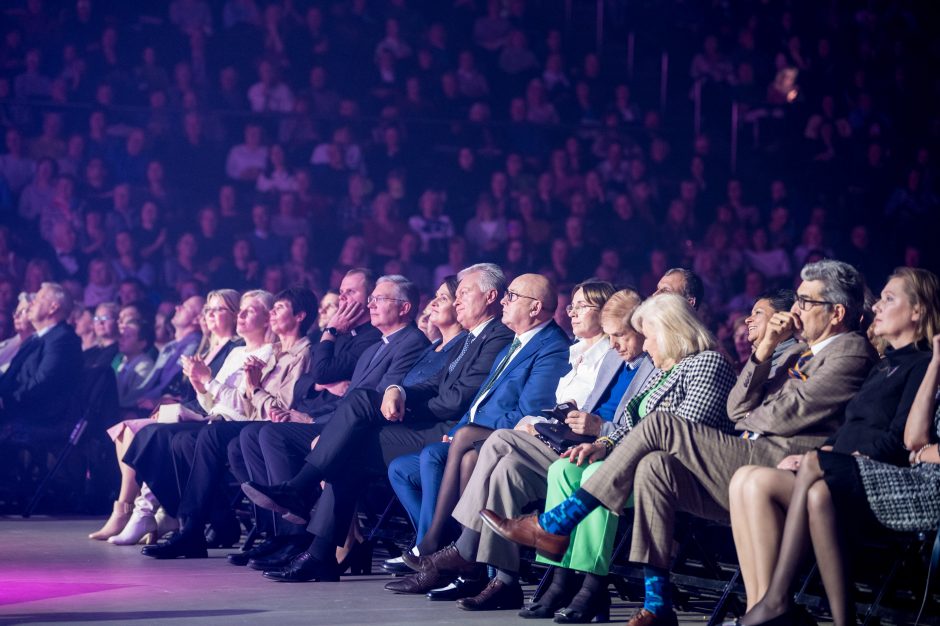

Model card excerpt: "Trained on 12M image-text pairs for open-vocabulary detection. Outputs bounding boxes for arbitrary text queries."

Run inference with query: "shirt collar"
[381,325,406,343]
[626,353,648,370]
[809,332,845,356]
[468,316,495,338]
[514,319,551,349]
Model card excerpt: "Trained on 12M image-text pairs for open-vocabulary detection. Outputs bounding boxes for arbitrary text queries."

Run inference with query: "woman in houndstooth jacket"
[726,268,940,626]
[523,293,737,622]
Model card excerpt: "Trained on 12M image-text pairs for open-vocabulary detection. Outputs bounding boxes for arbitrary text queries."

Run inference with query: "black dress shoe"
[262,551,339,582]
[382,555,413,575]
[141,530,208,559]
[241,481,313,525]
[426,576,489,601]
[456,578,524,611]
[227,535,283,566]
[248,539,306,571]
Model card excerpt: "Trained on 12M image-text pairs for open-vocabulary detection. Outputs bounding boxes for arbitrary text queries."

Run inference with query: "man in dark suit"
[241,263,516,581]
[0,281,82,452]
[235,275,429,567]
[223,268,380,564]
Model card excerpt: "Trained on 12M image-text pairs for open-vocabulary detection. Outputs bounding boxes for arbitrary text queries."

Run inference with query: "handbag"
[532,402,594,454]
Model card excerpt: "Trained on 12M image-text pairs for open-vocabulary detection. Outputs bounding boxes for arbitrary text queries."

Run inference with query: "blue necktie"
[448,333,476,373]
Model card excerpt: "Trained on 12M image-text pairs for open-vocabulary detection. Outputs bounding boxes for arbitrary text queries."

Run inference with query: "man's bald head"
[501,273,557,333]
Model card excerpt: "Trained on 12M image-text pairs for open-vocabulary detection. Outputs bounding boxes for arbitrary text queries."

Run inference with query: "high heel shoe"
[337,540,372,575]
[108,511,157,545]
[89,501,134,540]
[554,590,611,623]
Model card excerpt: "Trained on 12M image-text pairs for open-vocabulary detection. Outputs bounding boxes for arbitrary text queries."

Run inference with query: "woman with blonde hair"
[725,267,940,626]
[485,293,738,622]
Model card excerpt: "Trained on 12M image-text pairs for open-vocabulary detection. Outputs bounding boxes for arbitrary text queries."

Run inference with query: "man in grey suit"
[396,289,657,603]
[484,260,877,626]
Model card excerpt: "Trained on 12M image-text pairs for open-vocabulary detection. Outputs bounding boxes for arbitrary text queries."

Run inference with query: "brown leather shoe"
[456,578,524,611]
[625,608,678,626]
[403,543,477,575]
[479,509,570,562]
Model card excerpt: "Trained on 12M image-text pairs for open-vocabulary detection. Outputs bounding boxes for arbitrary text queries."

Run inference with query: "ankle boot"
[89,500,134,540]
[155,507,179,539]
[108,510,157,545]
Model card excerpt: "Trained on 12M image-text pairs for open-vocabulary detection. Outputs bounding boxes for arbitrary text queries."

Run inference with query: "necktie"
[448,333,476,373]
[476,338,522,398]
[787,349,813,381]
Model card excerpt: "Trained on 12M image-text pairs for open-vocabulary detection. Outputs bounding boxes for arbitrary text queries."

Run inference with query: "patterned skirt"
[855,457,940,533]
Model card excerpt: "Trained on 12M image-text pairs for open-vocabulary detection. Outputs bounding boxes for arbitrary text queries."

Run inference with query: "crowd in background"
[0,0,938,354]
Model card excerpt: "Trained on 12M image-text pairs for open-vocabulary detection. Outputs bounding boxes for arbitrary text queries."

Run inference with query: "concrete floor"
[0,517,742,625]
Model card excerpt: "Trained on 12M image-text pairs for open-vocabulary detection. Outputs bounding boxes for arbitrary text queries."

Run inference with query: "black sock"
[537,567,581,608]
[285,462,320,493]
[310,536,337,565]
[566,572,607,614]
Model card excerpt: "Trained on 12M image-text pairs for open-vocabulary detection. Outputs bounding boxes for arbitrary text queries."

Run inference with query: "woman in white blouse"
[0,293,34,374]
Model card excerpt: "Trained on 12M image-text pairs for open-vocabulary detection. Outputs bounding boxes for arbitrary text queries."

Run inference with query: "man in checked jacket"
[484,260,876,626]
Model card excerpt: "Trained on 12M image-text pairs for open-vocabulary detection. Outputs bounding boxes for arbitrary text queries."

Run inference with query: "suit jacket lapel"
[350,339,385,387]
[582,349,623,413]
[612,356,658,417]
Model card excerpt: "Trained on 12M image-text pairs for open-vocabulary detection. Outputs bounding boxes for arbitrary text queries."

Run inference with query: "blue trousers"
[387,441,449,544]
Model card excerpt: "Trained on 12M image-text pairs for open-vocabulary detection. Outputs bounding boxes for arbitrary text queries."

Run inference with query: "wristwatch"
[325,327,339,337]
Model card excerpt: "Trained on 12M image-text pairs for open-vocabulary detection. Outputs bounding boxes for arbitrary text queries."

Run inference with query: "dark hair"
[664,267,705,310]
[130,316,156,347]
[442,275,460,300]
[274,286,319,336]
[346,267,375,295]
[755,289,796,313]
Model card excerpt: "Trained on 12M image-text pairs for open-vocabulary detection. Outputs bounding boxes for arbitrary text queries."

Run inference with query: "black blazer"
[309,321,382,384]
[404,317,515,423]
[347,323,430,392]
[0,321,83,422]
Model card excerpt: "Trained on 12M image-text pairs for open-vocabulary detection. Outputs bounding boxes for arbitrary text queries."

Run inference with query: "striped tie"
[448,333,476,373]
[476,338,522,398]
[787,349,813,381]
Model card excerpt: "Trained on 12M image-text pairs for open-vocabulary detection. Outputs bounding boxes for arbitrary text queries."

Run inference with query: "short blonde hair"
[241,289,275,312]
[631,293,716,363]
[600,289,642,332]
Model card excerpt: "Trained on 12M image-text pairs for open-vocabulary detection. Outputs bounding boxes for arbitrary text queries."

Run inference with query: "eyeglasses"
[505,290,538,303]
[795,294,835,311]
[367,295,405,305]
[203,306,231,315]
[93,315,113,322]
[566,304,597,315]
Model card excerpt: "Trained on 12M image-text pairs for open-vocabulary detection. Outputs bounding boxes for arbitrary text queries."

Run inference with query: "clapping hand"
[243,356,265,391]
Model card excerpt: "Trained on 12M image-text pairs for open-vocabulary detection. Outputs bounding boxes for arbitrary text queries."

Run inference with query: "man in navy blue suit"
[241,263,518,582]
[0,282,82,443]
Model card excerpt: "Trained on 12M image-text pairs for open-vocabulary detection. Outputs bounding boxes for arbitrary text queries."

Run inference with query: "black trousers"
[124,422,204,518]
[175,421,252,523]
[244,422,325,535]
[303,388,454,546]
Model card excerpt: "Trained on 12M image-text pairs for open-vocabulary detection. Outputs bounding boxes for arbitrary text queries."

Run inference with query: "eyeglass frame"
[367,295,406,305]
[566,304,598,315]
[202,306,233,316]
[795,294,836,311]
[93,315,114,322]
[504,289,539,303]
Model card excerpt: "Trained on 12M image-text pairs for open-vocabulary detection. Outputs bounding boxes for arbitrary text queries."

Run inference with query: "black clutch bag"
[533,402,594,454]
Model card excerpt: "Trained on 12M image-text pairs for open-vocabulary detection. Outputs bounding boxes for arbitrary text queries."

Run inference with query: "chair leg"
[531,565,555,603]
[707,567,741,626]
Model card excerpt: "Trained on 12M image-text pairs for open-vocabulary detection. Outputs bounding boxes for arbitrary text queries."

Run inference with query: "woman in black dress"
[726,267,940,626]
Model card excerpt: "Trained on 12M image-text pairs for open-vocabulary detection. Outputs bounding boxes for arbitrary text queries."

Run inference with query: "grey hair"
[40,281,73,320]
[17,291,35,306]
[800,259,865,330]
[241,289,274,312]
[457,263,507,297]
[377,274,420,319]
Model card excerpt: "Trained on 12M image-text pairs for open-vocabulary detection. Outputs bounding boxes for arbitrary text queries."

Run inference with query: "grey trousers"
[582,411,820,569]
[451,428,560,572]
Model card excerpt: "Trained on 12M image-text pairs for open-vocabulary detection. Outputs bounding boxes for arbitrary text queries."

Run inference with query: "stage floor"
[0,517,780,625]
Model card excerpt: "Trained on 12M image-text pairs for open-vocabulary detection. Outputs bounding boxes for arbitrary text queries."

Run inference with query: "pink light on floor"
[0,581,132,606]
